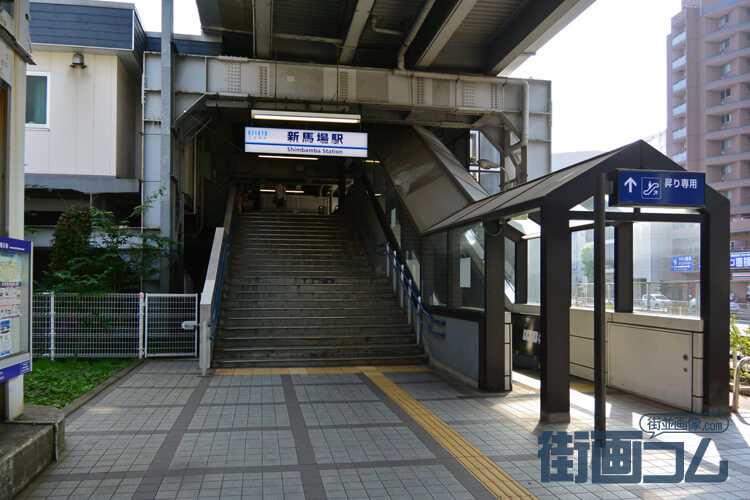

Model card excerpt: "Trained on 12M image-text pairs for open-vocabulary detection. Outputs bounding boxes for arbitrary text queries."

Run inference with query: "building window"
[469,130,479,165]
[720,63,732,76]
[720,14,730,27]
[720,38,731,51]
[721,138,732,150]
[0,1,13,17]
[721,165,732,176]
[747,7,750,16]
[25,73,49,127]
[721,113,732,124]
[721,88,732,99]
[723,190,733,200]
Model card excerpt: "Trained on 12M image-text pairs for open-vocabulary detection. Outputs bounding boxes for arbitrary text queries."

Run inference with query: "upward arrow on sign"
[624,177,637,193]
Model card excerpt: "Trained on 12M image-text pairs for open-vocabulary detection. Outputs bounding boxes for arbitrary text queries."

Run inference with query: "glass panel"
[421,232,447,306]
[633,222,700,318]
[505,237,516,302]
[447,223,485,309]
[26,75,47,125]
[571,228,615,309]
[527,237,541,304]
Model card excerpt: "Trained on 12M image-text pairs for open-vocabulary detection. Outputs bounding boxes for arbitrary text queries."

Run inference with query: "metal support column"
[614,223,633,313]
[481,219,507,391]
[160,0,174,291]
[540,201,571,422]
[338,165,346,215]
[594,173,607,432]
[515,238,528,305]
[701,193,730,413]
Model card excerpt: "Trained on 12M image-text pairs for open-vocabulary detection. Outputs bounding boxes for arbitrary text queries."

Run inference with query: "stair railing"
[199,186,238,376]
[383,241,446,342]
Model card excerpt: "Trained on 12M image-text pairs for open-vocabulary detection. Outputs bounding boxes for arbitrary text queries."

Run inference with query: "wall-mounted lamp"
[251,109,360,124]
[71,53,86,68]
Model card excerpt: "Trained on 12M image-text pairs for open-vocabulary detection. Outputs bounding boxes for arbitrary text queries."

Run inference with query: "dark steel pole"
[594,173,607,432]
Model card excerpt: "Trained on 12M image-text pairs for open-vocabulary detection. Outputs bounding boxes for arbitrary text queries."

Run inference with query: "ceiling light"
[260,188,305,194]
[251,109,360,124]
[258,154,318,161]
[364,159,380,164]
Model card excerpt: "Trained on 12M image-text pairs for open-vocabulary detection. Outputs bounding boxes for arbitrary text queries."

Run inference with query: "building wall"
[25,51,121,177]
[667,0,750,295]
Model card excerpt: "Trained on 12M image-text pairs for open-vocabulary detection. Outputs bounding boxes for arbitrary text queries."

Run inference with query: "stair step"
[228,277,388,286]
[222,299,398,308]
[224,291,397,300]
[213,355,427,368]
[215,334,415,348]
[220,307,404,318]
[218,325,412,336]
[214,344,424,360]
[221,315,407,327]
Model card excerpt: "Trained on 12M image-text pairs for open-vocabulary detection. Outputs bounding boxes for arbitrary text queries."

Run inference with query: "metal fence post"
[143,294,149,358]
[49,292,55,361]
[138,292,145,359]
[407,278,412,326]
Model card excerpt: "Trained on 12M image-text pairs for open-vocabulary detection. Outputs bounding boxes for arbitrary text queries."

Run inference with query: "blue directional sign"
[613,170,705,207]
[671,255,693,272]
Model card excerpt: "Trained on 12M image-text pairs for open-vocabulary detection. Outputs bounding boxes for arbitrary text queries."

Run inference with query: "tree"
[580,243,594,283]
[44,195,175,293]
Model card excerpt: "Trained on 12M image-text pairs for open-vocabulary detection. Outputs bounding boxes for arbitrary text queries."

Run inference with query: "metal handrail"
[199,186,237,376]
[383,241,446,338]
[732,355,750,412]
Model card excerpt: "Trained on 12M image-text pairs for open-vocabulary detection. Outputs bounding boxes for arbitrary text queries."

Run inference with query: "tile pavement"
[16,360,750,499]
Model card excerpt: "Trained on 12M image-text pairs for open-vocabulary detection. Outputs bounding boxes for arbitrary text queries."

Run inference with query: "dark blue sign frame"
[611,170,705,207]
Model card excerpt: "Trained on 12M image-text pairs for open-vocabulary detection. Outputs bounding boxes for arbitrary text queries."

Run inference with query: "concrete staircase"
[213,213,426,367]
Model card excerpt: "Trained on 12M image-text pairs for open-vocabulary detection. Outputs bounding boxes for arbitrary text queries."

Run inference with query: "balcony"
[672,78,687,93]
[673,150,687,162]
[672,55,687,70]
[672,30,686,46]
[673,101,687,116]
[673,126,687,140]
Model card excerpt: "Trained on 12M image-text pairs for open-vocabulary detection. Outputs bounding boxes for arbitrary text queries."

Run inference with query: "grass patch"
[24,358,136,408]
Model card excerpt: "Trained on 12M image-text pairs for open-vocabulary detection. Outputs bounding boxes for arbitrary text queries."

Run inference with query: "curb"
[62,359,144,417]
[729,382,750,397]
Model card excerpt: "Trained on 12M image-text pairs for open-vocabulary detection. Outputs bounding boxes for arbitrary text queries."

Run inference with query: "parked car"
[642,293,672,310]
[730,301,740,313]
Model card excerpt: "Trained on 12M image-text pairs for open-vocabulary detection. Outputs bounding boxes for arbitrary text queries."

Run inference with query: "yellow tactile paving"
[214,365,533,499]
[365,372,536,500]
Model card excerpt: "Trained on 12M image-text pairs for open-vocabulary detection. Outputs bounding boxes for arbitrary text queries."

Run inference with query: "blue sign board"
[0,360,31,383]
[731,252,750,269]
[671,255,693,272]
[613,170,705,207]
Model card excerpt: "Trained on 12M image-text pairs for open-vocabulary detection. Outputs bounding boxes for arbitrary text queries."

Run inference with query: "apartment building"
[667,0,750,297]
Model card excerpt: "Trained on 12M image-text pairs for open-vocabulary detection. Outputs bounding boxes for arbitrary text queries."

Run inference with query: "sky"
[108,0,681,154]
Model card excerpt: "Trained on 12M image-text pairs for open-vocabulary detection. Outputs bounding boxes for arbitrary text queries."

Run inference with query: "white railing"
[672,78,687,93]
[672,31,686,46]
[673,126,687,140]
[199,186,237,376]
[32,292,198,359]
[673,150,687,162]
[672,55,687,70]
[673,101,687,116]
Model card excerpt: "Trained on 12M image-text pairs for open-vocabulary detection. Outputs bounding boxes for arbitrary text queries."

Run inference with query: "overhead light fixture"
[260,188,305,194]
[258,154,318,161]
[251,109,360,124]
[364,159,380,164]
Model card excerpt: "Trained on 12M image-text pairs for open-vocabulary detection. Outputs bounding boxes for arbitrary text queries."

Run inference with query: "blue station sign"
[671,255,693,272]
[612,170,705,207]
[731,252,750,269]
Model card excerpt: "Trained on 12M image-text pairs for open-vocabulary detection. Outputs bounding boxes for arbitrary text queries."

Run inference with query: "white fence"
[32,292,199,359]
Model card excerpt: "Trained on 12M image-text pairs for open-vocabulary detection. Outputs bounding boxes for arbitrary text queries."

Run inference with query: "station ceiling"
[195,0,595,76]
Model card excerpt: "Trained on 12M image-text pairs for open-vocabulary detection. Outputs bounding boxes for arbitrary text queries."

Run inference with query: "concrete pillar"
[160,0,175,291]
[480,219,508,391]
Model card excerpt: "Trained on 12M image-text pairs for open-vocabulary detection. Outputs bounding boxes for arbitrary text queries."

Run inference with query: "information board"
[244,127,368,158]
[0,236,32,382]
[612,170,705,207]
[671,255,693,272]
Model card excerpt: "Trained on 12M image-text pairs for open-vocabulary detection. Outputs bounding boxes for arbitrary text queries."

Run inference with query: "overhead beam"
[340,0,376,65]
[253,0,272,59]
[406,0,478,69]
[485,0,594,76]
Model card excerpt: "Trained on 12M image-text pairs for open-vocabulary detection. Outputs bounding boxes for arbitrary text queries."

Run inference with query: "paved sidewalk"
[17,360,750,499]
